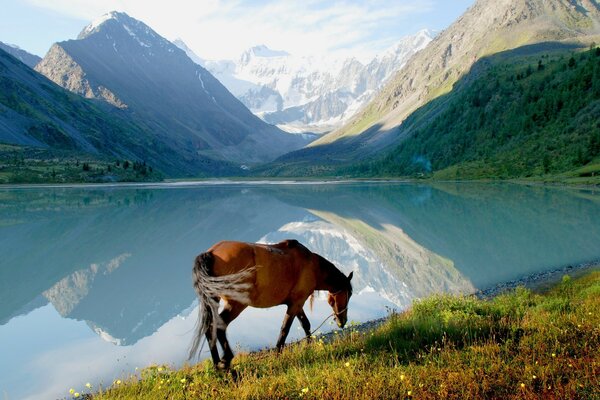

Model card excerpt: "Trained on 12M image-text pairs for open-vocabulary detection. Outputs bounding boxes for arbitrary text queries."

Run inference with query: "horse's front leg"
[297,309,312,341]
[276,305,298,351]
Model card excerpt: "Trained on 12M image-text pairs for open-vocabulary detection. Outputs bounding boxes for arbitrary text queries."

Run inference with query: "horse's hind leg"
[297,309,312,341]
[216,300,247,370]
[205,297,221,368]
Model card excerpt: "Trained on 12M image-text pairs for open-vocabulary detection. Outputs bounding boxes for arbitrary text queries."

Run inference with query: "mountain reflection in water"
[1,182,599,399]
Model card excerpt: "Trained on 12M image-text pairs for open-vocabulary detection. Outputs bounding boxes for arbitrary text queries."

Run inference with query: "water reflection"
[0,182,599,399]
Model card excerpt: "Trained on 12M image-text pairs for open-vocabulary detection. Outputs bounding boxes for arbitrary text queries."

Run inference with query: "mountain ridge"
[34,11,309,169]
[182,30,433,134]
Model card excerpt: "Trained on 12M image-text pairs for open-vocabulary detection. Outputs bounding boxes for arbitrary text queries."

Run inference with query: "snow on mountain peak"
[239,45,290,64]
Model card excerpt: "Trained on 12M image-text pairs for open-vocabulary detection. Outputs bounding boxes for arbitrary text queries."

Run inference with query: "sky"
[1,0,475,61]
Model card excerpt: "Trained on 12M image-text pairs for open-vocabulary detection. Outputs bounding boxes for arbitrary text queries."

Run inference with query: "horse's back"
[207,240,318,307]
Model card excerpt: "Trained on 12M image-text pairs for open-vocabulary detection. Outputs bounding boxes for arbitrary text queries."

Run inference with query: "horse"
[189,239,353,370]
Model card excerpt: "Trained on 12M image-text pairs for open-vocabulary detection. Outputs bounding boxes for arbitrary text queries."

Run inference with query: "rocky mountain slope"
[276,0,600,168]
[178,31,432,134]
[0,42,41,68]
[35,11,309,168]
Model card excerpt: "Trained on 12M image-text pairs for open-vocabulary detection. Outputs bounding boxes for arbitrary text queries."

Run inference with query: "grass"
[81,270,600,400]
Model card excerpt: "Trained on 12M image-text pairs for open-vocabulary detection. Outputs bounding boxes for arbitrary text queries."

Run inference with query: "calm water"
[1,182,599,399]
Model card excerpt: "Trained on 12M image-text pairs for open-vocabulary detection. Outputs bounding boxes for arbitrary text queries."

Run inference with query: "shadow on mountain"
[258,41,587,176]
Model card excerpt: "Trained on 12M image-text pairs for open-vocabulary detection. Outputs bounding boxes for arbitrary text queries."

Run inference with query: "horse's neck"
[316,264,344,292]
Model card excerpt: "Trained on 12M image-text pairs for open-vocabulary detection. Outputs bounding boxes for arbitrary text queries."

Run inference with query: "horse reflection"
[189,239,353,370]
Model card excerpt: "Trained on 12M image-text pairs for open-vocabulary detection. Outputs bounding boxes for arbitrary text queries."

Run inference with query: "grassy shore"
[81,270,600,400]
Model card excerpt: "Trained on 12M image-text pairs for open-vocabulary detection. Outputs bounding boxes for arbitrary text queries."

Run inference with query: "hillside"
[35,12,309,169]
[0,41,41,68]
[272,0,600,170]
[343,44,600,180]
[0,47,186,182]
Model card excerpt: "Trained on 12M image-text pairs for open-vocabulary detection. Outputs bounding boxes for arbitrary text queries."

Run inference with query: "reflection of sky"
[0,293,395,400]
[2,182,600,400]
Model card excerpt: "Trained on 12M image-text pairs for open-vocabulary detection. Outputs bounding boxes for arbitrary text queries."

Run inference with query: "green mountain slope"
[345,44,600,180]
[270,0,600,172]
[0,47,240,182]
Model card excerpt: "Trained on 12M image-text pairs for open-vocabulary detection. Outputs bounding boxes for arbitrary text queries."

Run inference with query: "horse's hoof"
[217,360,230,370]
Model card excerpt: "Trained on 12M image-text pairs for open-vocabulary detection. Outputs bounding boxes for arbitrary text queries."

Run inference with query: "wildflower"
[301,387,309,394]
[568,363,573,368]
[85,383,92,389]
[69,389,75,395]
[180,378,187,383]
[74,393,80,398]
[158,386,162,390]
[551,353,556,357]
[400,374,405,381]
[407,390,412,396]
[520,383,525,388]
[158,367,163,372]
[116,380,122,385]
[345,362,350,367]
[532,375,537,380]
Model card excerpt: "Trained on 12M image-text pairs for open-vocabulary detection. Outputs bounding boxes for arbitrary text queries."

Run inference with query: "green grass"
[81,270,600,399]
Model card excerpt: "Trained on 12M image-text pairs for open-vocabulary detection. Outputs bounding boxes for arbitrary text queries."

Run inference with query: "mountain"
[181,30,433,134]
[35,11,309,169]
[345,43,600,179]
[275,0,600,170]
[0,42,41,68]
[0,46,186,176]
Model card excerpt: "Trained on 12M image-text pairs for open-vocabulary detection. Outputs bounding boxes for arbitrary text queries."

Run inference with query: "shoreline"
[475,259,600,299]
[310,260,600,343]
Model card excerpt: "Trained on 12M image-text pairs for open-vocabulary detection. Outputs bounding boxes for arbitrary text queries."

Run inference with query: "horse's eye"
[328,296,335,306]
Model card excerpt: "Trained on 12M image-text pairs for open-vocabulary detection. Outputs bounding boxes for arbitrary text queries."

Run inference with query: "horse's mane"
[318,255,352,294]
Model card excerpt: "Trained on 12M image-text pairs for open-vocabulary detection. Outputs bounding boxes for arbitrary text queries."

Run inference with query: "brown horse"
[189,239,353,370]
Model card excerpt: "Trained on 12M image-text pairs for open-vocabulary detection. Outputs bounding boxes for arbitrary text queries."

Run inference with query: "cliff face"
[305,0,600,158]
[35,44,127,109]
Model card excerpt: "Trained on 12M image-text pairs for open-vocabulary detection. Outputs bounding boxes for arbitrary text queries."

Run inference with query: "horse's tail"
[188,252,255,360]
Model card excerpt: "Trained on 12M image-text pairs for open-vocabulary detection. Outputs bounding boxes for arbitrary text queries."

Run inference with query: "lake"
[1,181,599,399]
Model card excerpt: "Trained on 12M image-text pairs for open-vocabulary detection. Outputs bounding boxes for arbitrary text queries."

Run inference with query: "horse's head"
[327,271,353,328]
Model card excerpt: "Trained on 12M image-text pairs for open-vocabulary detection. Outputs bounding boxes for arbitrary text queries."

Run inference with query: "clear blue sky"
[1,0,475,60]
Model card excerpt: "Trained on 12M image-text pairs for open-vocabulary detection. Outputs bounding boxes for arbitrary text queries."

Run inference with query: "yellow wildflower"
[69,389,75,395]
[551,353,556,357]
[116,380,122,385]
[180,378,187,383]
[520,383,525,388]
[85,383,92,389]
[407,390,412,396]
[158,367,163,372]
[74,393,80,398]
[532,375,537,380]
[345,362,350,367]
[301,387,309,393]
[400,374,405,381]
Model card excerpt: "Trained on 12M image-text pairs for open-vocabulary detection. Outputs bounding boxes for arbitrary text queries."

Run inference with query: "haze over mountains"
[175,30,433,134]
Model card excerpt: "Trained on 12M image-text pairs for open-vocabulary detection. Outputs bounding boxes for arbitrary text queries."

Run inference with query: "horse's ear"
[348,271,353,281]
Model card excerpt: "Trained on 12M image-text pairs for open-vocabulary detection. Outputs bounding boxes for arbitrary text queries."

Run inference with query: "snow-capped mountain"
[35,11,310,172]
[176,30,433,133]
